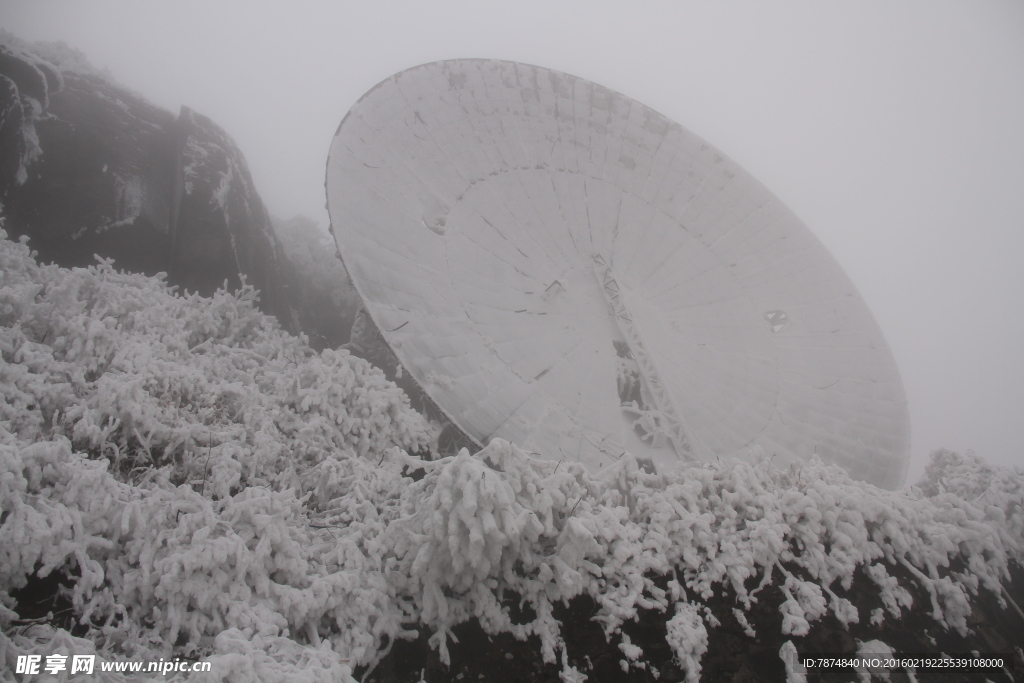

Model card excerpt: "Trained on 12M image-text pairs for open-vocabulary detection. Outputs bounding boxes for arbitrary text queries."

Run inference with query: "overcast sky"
[3,0,1022,482]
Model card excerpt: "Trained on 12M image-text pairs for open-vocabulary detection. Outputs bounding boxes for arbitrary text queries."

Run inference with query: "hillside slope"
[1,227,1022,682]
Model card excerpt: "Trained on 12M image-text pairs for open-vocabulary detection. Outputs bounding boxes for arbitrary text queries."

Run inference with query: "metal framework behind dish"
[326,59,911,489]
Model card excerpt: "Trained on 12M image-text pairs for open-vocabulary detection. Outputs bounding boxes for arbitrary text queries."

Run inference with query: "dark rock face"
[0,73,25,186]
[0,43,62,191]
[2,67,178,276]
[170,106,294,329]
[0,41,338,340]
[271,213,361,349]
[0,43,61,108]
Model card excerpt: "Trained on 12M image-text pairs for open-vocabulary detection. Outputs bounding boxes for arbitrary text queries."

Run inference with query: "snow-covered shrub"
[190,629,356,683]
[917,448,1023,558]
[665,602,707,683]
[2,224,1023,681]
[0,227,431,485]
[778,640,806,683]
[374,438,1022,677]
[855,639,895,683]
[0,227,430,677]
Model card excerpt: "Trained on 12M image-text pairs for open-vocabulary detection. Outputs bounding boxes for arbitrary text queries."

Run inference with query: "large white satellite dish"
[326,59,911,489]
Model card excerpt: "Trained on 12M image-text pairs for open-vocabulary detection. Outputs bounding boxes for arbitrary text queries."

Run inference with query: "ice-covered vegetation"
[1,226,1022,681]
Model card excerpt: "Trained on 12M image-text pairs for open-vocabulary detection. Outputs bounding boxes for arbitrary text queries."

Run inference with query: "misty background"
[2,0,1021,483]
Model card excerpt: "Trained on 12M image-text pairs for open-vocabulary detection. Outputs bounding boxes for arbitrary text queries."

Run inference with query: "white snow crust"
[665,602,707,683]
[1,226,1022,681]
[778,640,807,683]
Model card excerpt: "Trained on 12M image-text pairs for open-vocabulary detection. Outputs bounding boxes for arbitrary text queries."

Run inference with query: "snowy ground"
[1,226,1022,682]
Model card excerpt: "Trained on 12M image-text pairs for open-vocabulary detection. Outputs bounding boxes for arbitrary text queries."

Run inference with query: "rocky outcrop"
[1,65,179,276]
[0,43,61,191]
[169,105,295,328]
[271,213,361,349]
[0,39,346,343]
[0,72,25,188]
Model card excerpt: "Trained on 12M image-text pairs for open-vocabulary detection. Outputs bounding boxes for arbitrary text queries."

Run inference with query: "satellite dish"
[326,59,911,489]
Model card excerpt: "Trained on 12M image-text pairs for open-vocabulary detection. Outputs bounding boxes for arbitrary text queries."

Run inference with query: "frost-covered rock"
[0,42,61,193]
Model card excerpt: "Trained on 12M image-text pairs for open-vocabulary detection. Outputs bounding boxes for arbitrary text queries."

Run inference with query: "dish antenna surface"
[326,59,910,488]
